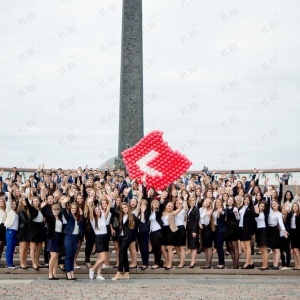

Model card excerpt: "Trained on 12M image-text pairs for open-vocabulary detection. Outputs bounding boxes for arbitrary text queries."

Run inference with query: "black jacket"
[186,206,200,233]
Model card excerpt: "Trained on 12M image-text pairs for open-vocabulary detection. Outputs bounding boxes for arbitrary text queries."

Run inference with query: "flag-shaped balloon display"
[122,130,192,190]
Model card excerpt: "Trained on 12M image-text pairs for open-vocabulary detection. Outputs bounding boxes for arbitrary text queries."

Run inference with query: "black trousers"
[280,236,291,267]
[85,230,95,263]
[137,231,150,266]
[118,236,132,273]
[150,230,162,265]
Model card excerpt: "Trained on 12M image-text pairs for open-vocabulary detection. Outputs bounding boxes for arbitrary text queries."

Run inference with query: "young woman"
[280,204,291,270]
[128,197,140,268]
[41,203,63,279]
[5,189,19,269]
[254,202,269,270]
[17,197,38,269]
[27,196,44,269]
[213,198,226,269]
[267,200,288,269]
[61,197,83,280]
[110,196,122,268]
[83,195,96,268]
[149,199,164,269]
[74,194,84,269]
[88,203,111,280]
[199,198,214,269]
[112,202,142,280]
[0,196,7,265]
[174,198,188,268]
[101,197,112,268]
[137,200,150,270]
[286,202,300,269]
[225,196,240,269]
[161,201,182,269]
[238,194,255,269]
[186,195,200,268]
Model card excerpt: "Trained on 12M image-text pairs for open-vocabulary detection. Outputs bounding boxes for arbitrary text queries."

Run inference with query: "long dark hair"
[119,202,135,230]
[68,202,82,221]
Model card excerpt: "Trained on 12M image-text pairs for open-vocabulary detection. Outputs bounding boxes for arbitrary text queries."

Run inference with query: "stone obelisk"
[116,0,144,168]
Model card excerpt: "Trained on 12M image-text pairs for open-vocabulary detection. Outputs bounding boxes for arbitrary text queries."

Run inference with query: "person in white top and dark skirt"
[267,200,288,269]
[238,194,256,269]
[286,202,300,269]
[88,202,111,280]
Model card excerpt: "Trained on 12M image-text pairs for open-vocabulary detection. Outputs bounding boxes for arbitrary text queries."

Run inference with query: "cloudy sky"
[0,0,300,171]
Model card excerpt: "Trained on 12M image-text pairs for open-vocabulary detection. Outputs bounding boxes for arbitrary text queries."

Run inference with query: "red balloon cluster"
[122,130,192,190]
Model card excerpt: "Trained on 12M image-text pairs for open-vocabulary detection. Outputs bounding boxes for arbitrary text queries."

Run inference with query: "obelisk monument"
[116,0,144,168]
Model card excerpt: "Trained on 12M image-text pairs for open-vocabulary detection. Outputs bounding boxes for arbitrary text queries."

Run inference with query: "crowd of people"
[0,166,299,281]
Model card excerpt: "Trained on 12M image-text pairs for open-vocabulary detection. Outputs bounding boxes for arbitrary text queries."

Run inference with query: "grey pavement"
[0,275,300,300]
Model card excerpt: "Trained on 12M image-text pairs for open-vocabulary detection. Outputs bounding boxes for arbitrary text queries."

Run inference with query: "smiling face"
[215,199,222,209]
[94,206,101,216]
[151,200,159,210]
[188,197,196,207]
[166,202,174,213]
[121,204,128,214]
[70,204,78,215]
[32,197,40,208]
[271,201,279,211]
[243,197,250,206]
[292,203,299,214]
[227,197,234,206]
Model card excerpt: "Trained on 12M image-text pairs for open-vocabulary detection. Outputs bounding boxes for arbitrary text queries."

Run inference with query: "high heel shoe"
[33,266,39,271]
[65,274,72,280]
[188,264,195,269]
[164,266,172,270]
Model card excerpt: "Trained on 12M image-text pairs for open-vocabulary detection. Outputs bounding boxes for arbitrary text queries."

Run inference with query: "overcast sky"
[0,0,300,171]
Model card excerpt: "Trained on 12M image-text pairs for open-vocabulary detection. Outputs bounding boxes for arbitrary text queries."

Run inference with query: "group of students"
[0,167,300,281]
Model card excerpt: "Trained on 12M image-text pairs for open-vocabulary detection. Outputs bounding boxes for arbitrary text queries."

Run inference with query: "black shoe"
[188,264,195,269]
[129,265,137,269]
[271,266,279,270]
[65,274,72,280]
[33,266,39,270]
[258,267,269,270]
[165,266,172,270]
[20,266,28,270]
[141,266,148,271]
[177,265,185,269]
[48,278,54,280]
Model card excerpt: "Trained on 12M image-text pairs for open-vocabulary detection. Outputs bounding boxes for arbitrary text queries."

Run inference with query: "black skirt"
[162,226,175,246]
[46,232,64,252]
[201,225,213,248]
[289,228,300,249]
[225,221,240,241]
[174,225,186,247]
[31,222,45,243]
[0,224,6,241]
[256,227,267,247]
[239,227,252,241]
[267,226,280,249]
[18,227,31,242]
[187,229,199,249]
[95,234,109,253]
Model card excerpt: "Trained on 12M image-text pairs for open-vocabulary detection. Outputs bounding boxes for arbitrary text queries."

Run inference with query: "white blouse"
[255,212,266,229]
[161,214,169,226]
[239,206,247,228]
[149,211,161,232]
[175,209,186,226]
[91,214,107,235]
[55,219,63,233]
[199,208,210,226]
[33,210,44,223]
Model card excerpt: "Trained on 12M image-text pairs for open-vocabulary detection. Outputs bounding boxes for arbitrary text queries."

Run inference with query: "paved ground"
[0,275,299,300]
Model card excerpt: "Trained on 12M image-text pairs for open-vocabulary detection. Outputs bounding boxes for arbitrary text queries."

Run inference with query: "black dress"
[186,207,200,249]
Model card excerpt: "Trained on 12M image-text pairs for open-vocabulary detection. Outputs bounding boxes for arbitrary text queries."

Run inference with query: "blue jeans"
[64,234,79,272]
[6,229,17,267]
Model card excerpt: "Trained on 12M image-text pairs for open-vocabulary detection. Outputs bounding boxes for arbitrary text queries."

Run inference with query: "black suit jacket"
[186,206,200,233]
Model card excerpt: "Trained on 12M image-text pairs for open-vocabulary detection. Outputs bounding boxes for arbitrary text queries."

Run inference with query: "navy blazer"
[62,208,83,239]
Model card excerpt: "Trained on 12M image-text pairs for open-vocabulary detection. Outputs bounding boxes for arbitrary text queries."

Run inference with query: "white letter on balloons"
[136,150,163,177]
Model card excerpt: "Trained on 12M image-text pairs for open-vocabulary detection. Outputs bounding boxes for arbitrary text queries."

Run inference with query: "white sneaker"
[89,268,94,279]
[102,264,109,269]
[96,274,105,280]
[281,267,290,270]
